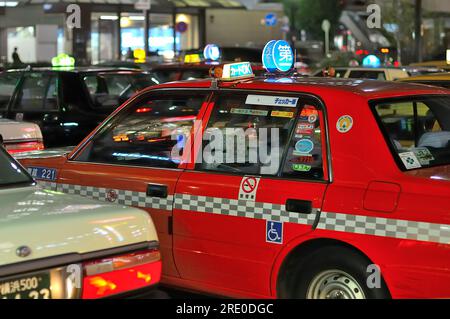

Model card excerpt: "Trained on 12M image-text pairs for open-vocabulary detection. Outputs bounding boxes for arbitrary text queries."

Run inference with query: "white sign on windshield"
[246,95,298,108]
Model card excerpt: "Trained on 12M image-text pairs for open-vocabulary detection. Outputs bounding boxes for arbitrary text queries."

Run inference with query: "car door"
[173,91,330,295]
[8,72,60,146]
[56,90,211,278]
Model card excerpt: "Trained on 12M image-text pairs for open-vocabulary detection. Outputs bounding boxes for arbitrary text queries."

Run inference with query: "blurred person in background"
[12,47,23,68]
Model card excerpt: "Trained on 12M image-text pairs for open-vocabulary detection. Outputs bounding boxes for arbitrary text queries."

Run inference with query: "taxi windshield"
[373,96,450,170]
[0,148,33,187]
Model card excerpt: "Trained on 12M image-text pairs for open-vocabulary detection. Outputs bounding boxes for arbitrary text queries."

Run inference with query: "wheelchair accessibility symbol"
[266,221,283,244]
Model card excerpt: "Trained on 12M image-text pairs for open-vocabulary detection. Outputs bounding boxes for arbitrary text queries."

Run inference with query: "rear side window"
[348,70,386,80]
[83,73,158,108]
[181,70,209,80]
[374,96,450,170]
[75,92,207,168]
[196,93,325,179]
[13,73,58,111]
[0,72,20,110]
[153,70,180,83]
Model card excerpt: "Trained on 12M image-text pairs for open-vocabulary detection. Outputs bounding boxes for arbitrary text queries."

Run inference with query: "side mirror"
[0,134,3,145]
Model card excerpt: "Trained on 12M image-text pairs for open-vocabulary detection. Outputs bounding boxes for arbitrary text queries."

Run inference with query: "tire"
[291,245,390,299]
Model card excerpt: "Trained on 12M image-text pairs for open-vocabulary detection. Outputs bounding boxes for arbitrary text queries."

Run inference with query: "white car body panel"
[0,119,43,142]
[0,185,157,266]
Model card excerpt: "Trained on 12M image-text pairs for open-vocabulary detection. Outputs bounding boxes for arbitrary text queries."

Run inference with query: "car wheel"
[292,246,390,299]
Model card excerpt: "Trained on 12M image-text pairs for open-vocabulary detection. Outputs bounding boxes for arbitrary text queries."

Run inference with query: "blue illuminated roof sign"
[362,54,381,68]
[204,44,221,61]
[262,40,294,73]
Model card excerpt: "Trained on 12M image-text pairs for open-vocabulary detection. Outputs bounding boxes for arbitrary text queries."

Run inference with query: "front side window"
[197,93,325,179]
[76,93,207,168]
[0,148,33,187]
[374,96,450,170]
[0,72,21,110]
[14,73,58,111]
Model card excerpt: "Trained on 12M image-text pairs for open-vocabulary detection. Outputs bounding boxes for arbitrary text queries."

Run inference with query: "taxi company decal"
[106,189,118,202]
[292,164,312,172]
[290,155,314,164]
[308,114,318,123]
[239,176,260,201]
[413,148,434,166]
[336,115,353,133]
[246,95,298,108]
[35,180,450,245]
[399,152,422,170]
[231,108,268,117]
[296,123,315,135]
[27,167,57,181]
[271,111,294,118]
[294,139,314,155]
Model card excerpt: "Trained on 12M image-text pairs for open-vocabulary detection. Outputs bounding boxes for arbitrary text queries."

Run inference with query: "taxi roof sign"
[204,44,221,61]
[52,53,75,67]
[262,40,294,73]
[184,53,202,63]
[210,62,254,81]
[133,48,146,63]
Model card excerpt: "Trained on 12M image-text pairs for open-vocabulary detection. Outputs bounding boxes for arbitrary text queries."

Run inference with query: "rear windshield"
[373,96,450,170]
[83,72,158,108]
[349,70,386,80]
[313,69,347,78]
[0,148,33,187]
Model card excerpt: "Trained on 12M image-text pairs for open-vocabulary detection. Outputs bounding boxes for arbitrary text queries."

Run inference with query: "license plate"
[27,167,58,181]
[0,272,52,299]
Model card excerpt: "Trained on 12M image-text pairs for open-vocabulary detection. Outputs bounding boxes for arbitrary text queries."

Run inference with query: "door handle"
[146,184,168,198]
[286,199,313,215]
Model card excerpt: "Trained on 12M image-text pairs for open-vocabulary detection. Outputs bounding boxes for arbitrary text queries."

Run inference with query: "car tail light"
[5,141,45,154]
[81,249,161,299]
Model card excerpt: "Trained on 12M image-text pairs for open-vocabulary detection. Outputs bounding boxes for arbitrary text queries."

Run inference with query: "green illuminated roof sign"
[52,53,75,67]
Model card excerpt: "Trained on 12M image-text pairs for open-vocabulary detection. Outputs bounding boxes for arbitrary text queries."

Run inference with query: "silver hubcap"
[306,270,366,299]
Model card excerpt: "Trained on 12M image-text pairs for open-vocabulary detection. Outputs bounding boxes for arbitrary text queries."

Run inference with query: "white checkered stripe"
[174,194,450,245]
[37,181,173,211]
[36,181,450,245]
[174,194,319,225]
[37,181,58,192]
[318,212,450,245]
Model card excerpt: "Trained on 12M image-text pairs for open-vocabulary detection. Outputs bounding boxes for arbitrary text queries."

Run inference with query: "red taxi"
[18,61,450,299]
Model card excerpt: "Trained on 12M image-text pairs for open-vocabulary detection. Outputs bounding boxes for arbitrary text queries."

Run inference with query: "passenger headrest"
[418,131,450,148]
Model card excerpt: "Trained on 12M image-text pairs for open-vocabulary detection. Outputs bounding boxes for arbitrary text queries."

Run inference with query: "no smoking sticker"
[239,176,260,201]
